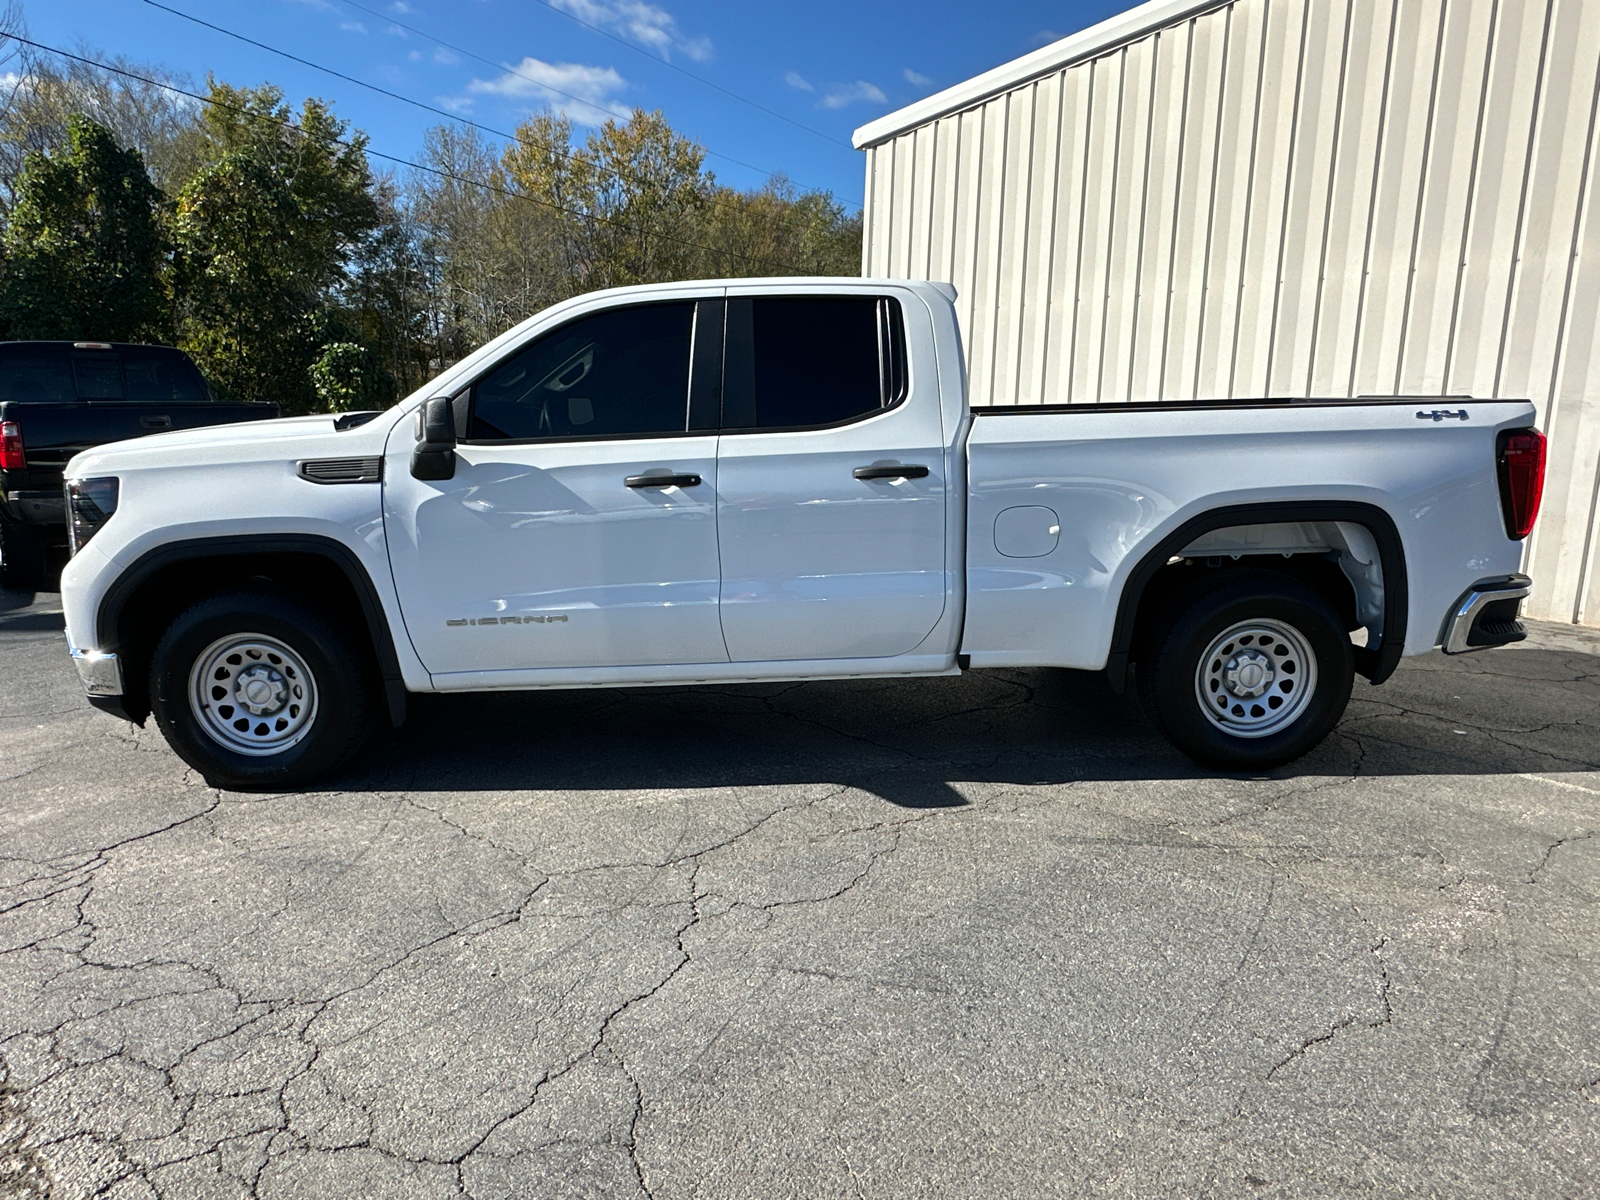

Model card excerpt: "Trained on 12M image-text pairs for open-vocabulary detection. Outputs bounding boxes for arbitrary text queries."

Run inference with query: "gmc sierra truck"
[56,279,1545,788]
[0,341,277,588]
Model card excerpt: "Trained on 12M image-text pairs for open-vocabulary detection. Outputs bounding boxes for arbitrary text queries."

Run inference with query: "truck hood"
[64,411,401,478]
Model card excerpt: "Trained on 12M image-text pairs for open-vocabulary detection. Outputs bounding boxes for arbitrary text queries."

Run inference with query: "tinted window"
[722,296,905,430]
[469,303,694,441]
[122,347,209,401]
[72,350,124,400]
[0,345,75,403]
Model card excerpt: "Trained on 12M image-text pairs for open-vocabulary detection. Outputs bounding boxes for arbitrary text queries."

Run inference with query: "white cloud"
[437,94,475,114]
[549,0,712,63]
[339,19,367,33]
[466,57,630,125]
[408,49,423,61]
[433,47,460,65]
[819,80,886,110]
[389,1,413,11]
[903,67,932,86]
[384,24,407,37]
[784,70,813,92]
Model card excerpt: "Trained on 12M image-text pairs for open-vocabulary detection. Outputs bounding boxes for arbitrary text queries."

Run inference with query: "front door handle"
[140,414,172,429]
[625,472,702,488]
[853,464,929,480]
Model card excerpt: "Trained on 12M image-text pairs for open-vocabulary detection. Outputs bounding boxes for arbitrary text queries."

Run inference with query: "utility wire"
[138,0,845,201]
[337,0,852,151]
[11,36,785,273]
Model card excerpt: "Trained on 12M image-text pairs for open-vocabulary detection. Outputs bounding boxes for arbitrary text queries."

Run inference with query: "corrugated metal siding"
[862,0,1600,627]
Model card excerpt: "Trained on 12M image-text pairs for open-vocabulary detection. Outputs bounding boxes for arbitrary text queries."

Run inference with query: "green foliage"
[310,340,395,411]
[173,81,379,412]
[0,115,170,341]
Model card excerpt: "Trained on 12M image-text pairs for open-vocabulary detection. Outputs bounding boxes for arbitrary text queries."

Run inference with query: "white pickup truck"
[57,279,1546,788]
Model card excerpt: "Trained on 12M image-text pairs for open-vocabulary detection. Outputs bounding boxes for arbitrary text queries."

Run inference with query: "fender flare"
[1104,500,1408,692]
[97,533,407,726]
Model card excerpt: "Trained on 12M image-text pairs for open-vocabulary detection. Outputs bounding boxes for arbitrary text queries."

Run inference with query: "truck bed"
[962,395,1536,675]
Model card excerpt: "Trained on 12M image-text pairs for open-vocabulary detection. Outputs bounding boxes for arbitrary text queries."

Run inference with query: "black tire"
[0,512,43,591]
[149,589,375,789]
[1137,569,1354,771]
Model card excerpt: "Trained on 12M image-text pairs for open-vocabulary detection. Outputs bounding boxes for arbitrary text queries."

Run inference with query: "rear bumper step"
[1442,574,1532,654]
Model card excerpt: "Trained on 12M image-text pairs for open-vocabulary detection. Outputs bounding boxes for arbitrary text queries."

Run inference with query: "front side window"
[723,295,908,431]
[468,302,694,441]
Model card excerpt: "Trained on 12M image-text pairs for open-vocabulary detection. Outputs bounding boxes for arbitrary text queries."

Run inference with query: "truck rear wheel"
[149,589,374,789]
[0,512,43,591]
[1137,570,1354,771]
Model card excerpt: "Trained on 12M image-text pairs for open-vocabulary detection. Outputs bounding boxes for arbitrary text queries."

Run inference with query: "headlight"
[65,477,119,553]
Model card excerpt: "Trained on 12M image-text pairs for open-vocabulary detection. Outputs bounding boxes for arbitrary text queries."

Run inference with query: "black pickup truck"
[0,341,278,588]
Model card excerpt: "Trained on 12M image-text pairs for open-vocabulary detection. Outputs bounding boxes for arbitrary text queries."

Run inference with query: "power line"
[11,36,786,273]
[337,0,852,152]
[138,0,846,201]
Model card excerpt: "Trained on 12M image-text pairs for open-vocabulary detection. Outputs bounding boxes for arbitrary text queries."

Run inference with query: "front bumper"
[1441,574,1532,654]
[70,647,123,696]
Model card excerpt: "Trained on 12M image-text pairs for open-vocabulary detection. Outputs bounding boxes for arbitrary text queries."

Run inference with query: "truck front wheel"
[1137,570,1354,771]
[149,590,375,789]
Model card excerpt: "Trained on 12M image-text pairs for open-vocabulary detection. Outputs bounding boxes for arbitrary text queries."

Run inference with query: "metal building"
[855,0,1600,628]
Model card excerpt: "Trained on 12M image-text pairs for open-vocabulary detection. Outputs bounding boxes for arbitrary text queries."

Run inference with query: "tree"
[699,177,862,279]
[310,340,394,410]
[0,54,205,210]
[0,114,170,341]
[173,82,379,411]
[503,110,713,293]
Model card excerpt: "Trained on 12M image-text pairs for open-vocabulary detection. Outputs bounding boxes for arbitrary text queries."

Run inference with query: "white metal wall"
[862,0,1600,627]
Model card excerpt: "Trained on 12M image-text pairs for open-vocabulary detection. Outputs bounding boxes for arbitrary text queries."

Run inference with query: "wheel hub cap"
[1194,618,1319,740]
[188,634,318,756]
[1224,649,1274,698]
[235,666,288,715]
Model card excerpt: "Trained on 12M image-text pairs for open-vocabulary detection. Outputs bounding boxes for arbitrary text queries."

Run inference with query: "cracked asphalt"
[1,583,1597,1200]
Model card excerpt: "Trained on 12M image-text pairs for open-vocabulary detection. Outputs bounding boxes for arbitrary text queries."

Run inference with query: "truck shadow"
[340,646,1600,806]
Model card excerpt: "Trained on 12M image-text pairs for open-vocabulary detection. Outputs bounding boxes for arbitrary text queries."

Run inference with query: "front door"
[715,291,948,662]
[385,298,729,676]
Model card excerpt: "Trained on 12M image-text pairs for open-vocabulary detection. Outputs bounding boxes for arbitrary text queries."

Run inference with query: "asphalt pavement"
[1,583,1596,1199]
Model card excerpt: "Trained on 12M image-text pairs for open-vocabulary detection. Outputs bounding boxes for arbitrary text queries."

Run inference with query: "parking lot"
[1,583,1596,1199]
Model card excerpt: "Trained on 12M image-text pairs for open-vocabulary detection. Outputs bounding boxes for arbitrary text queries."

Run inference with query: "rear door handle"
[853,464,929,480]
[625,472,702,488]
[140,414,172,429]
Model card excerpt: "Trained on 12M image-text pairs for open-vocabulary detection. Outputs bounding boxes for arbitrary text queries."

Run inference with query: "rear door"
[714,289,947,662]
[385,296,730,676]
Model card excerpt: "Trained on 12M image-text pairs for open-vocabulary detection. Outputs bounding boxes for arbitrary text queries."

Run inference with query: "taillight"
[0,421,22,470]
[1496,427,1546,540]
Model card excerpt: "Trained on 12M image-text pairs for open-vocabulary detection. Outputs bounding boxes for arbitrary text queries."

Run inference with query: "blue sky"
[26,0,1134,208]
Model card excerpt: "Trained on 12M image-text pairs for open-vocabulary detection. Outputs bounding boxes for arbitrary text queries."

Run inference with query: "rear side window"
[723,296,908,431]
[468,302,694,441]
[0,345,75,402]
[122,347,209,401]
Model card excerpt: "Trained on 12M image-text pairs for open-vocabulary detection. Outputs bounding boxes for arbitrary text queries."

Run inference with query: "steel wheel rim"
[1194,617,1318,740]
[188,633,318,756]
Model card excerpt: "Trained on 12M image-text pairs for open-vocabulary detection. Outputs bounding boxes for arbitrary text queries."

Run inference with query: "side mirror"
[411,396,457,481]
